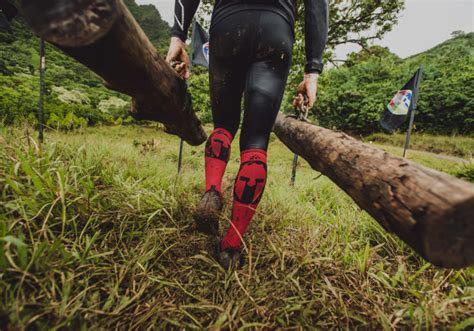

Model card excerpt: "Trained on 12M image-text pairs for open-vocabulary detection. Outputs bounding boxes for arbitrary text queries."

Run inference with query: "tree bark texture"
[273,113,474,269]
[19,0,206,146]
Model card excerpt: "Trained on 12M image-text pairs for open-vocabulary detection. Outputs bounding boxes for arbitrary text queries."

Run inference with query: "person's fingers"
[184,64,190,80]
[173,49,189,80]
[292,98,298,108]
[166,49,178,63]
[171,62,185,78]
[296,82,305,94]
[293,93,304,108]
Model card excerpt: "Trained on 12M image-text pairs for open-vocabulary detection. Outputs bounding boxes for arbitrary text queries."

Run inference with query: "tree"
[284,0,405,110]
[195,1,405,119]
[313,33,474,134]
[345,45,399,67]
[199,0,405,59]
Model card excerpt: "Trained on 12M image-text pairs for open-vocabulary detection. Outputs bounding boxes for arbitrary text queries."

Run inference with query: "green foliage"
[0,74,129,129]
[324,0,405,49]
[192,3,472,136]
[345,46,397,67]
[0,1,170,129]
[123,0,170,53]
[188,67,212,124]
[312,33,474,134]
[451,164,474,183]
[2,1,471,136]
[366,132,474,158]
[365,132,474,182]
[284,0,405,110]
[404,33,474,134]
[201,0,405,53]
[198,1,405,124]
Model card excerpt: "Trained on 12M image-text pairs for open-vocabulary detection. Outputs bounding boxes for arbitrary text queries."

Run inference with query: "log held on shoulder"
[19,0,206,146]
[273,112,474,269]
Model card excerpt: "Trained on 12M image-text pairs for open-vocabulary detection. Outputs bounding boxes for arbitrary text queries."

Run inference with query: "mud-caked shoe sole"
[193,189,223,235]
[193,208,220,235]
[217,248,244,270]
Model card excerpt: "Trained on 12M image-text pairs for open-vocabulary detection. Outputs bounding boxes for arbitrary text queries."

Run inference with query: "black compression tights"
[209,10,294,151]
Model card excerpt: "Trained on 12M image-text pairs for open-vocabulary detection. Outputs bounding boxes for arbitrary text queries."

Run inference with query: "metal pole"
[290,154,298,186]
[290,99,309,186]
[177,24,197,175]
[403,67,423,158]
[38,38,45,143]
[403,107,415,158]
[177,139,185,174]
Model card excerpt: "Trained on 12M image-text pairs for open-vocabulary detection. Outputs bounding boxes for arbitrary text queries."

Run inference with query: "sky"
[137,0,474,59]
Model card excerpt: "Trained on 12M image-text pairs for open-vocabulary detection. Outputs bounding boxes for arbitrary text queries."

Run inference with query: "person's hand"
[293,73,319,109]
[166,36,190,80]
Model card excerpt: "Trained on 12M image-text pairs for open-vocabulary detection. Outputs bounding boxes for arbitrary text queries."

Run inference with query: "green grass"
[365,132,474,159]
[1,125,473,329]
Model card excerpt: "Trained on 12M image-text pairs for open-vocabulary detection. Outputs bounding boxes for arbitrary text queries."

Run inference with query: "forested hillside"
[313,32,474,134]
[0,2,472,135]
[187,32,474,135]
[0,0,170,129]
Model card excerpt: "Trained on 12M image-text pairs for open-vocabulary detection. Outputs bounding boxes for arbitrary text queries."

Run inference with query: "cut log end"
[422,197,474,268]
[20,0,118,47]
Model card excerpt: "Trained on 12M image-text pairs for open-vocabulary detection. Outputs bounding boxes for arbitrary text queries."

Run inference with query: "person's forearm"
[171,0,201,42]
[304,0,328,74]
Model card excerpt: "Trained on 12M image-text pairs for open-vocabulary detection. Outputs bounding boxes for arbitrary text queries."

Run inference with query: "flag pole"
[290,154,298,186]
[402,104,416,158]
[177,23,196,175]
[177,139,185,173]
[38,38,45,143]
[402,67,423,158]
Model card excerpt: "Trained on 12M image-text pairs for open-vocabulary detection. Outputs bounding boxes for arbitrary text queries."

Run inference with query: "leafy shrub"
[451,164,474,183]
[312,34,474,135]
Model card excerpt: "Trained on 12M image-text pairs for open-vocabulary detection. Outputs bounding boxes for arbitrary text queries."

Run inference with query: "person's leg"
[220,11,293,257]
[204,128,233,193]
[194,14,252,234]
[203,12,254,195]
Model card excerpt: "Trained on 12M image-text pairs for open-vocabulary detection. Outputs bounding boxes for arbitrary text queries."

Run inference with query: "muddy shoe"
[193,187,223,235]
[218,248,244,270]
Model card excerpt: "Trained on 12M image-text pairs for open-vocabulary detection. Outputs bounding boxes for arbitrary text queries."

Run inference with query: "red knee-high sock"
[221,149,267,250]
[205,128,233,193]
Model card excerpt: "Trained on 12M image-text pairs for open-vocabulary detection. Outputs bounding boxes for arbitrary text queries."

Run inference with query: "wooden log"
[273,112,474,269]
[19,0,206,146]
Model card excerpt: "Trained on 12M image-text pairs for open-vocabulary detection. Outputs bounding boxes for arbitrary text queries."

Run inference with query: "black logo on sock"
[234,160,267,205]
[205,132,231,162]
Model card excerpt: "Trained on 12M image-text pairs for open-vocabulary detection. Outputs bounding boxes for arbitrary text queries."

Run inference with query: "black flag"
[380,68,423,133]
[191,21,209,69]
[0,0,18,31]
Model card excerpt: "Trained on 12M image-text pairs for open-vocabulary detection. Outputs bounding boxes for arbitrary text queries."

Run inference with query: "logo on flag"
[387,90,413,115]
[202,42,209,63]
[379,68,423,133]
[191,22,210,69]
